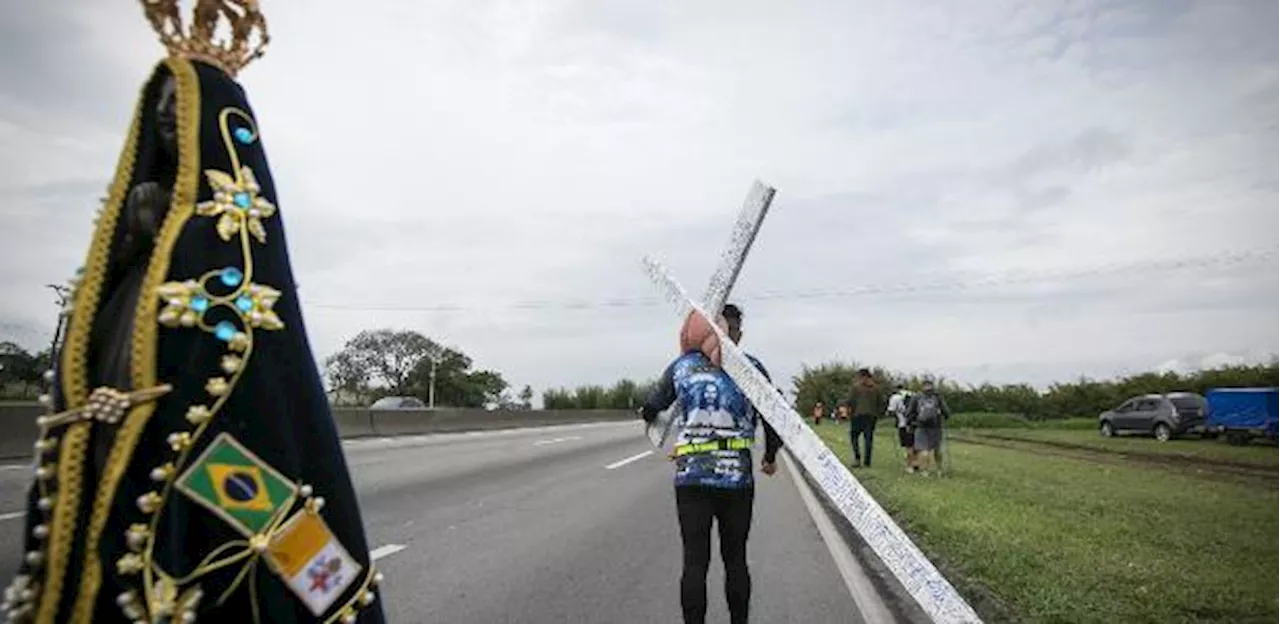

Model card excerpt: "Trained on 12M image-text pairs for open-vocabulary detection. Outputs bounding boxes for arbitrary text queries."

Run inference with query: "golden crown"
[140,0,270,77]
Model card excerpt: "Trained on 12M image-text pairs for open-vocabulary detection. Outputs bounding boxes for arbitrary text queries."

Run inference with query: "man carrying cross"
[640,303,783,624]
[640,181,983,624]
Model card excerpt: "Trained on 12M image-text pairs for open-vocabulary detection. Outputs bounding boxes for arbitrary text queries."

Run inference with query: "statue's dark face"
[155,75,177,158]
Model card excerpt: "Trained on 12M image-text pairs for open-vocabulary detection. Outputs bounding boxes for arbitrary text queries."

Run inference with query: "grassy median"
[810,419,1278,623]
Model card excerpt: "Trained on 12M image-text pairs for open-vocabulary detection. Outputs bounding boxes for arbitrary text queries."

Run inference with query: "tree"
[324,329,508,408]
[404,347,508,408]
[327,329,439,397]
[517,385,534,410]
[323,349,372,406]
[542,378,656,409]
[791,362,898,415]
[0,342,47,400]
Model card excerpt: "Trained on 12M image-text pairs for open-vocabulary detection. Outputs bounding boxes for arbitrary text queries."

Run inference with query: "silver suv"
[1098,393,1207,441]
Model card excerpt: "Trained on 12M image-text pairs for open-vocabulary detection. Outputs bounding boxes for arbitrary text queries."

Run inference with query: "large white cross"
[644,181,776,448]
[641,183,982,624]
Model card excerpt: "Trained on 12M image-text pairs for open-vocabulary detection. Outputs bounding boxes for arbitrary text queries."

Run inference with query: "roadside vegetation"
[792,361,1278,421]
[811,417,1278,623]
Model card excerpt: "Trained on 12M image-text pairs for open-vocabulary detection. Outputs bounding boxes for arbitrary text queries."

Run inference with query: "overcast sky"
[2,0,1276,399]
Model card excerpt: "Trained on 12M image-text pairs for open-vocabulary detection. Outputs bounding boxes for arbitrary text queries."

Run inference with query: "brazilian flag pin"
[176,432,298,536]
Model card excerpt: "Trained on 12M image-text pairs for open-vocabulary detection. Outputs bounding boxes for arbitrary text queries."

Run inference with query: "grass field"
[946,413,1099,430]
[811,420,1278,623]
[957,427,1278,469]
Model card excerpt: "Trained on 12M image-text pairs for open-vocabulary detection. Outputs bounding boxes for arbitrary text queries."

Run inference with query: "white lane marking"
[782,452,894,624]
[341,420,638,449]
[533,436,582,446]
[605,450,654,470]
[370,544,407,561]
[0,465,27,472]
[0,511,26,522]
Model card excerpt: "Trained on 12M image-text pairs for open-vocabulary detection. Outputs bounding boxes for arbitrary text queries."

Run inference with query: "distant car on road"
[370,396,427,410]
[1098,392,1207,441]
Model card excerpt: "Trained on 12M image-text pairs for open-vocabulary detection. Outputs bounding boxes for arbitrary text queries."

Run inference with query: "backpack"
[915,394,941,427]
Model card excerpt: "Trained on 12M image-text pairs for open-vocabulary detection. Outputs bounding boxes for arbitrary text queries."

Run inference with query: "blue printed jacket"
[641,351,783,488]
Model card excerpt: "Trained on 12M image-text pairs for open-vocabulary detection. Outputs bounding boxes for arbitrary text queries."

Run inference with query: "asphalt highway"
[0,421,868,622]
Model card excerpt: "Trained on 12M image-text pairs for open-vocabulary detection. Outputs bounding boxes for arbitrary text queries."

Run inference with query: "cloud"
[1155,351,1265,376]
[0,0,1275,397]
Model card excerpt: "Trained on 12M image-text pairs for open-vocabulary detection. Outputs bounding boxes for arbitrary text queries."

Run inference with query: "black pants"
[676,486,755,624]
[850,415,876,466]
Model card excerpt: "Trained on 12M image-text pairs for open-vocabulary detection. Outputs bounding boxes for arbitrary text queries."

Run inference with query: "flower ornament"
[156,280,203,327]
[239,284,284,330]
[196,167,276,243]
[156,269,283,334]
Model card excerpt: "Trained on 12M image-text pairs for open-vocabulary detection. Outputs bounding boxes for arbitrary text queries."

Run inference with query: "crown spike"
[140,0,270,77]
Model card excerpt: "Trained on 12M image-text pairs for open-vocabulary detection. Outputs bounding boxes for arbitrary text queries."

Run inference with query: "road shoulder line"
[782,452,896,624]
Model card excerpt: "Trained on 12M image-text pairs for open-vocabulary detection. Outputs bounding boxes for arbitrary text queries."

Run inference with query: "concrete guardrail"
[0,403,635,461]
[0,403,42,462]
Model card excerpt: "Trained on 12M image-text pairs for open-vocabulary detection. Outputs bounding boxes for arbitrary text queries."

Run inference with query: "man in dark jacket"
[846,368,883,467]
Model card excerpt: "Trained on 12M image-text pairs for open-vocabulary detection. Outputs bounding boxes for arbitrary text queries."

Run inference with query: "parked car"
[1205,387,1278,445]
[1098,392,1207,441]
[370,396,426,410]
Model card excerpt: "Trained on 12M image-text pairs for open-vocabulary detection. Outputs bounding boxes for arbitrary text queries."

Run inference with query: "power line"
[301,248,1276,313]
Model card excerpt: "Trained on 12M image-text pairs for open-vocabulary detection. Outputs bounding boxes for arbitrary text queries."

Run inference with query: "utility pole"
[428,357,438,409]
[45,284,72,378]
[425,345,444,410]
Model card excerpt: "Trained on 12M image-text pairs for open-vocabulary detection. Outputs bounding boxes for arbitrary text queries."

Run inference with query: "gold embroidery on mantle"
[66,55,203,624]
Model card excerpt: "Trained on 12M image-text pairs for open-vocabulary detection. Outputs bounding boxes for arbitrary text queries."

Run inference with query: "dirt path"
[950,433,1277,489]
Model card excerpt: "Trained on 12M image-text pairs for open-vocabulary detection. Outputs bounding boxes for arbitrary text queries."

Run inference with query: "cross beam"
[644,181,776,448]
[640,190,981,624]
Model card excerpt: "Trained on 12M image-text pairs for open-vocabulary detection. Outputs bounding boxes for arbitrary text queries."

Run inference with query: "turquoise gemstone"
[233,192,251,209]
[234,127,255,144]
[214,321,236,342]
[236,296,253,312]
[220,267,243,287]
[190,296,209,313]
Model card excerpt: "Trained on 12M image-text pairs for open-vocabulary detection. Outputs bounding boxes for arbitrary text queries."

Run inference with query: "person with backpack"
[886,384,916,473]
[905,379,952,476]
